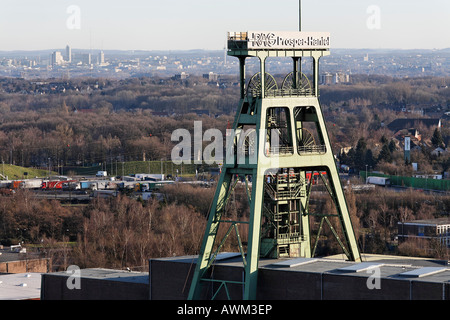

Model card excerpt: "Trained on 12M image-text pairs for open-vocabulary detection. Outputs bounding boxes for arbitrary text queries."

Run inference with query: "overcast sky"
[1,0,449,51]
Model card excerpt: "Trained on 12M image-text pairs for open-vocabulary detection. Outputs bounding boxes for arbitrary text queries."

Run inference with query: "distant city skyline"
[0,0,449,51]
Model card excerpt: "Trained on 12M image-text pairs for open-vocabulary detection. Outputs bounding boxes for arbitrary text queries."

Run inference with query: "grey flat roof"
[336,262,385,273]
[398,267,448,278]
[0,248,43,263]
[401,218,450,226]
[270,258,318,268]
[0,273,42,300]
[0,249,26,263]
[46,268,149,284]
[154,253,450,284]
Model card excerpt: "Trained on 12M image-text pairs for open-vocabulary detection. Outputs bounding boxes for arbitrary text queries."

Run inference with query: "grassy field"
[0,164,55,180]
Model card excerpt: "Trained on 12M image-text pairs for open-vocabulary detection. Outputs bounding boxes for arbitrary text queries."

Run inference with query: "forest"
[1,182,449,272]
[1,73,450,269]
[1,74,450,173]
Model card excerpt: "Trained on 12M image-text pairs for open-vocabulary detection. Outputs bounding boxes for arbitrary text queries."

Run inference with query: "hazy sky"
[1,0,449,51]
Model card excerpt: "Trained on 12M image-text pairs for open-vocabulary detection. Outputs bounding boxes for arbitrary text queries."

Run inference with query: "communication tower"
[188,29,361,300]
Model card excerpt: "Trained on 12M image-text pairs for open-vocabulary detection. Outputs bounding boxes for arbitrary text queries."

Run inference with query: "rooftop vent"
[337,262,384,273]
[398,267,447,278]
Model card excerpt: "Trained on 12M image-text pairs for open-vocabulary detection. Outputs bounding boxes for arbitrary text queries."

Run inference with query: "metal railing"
[298,145,327,155]
[228,32,248,41]
[267,146,294,155]
[266,88,315,98]
[227,32,249,50]
[277,233,305,244]
[248,88,316,99]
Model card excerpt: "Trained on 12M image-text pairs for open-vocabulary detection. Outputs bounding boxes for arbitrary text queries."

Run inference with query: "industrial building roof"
[0,273,42,300]
[0,247,41,263]
[45,267,149,284]
[0,248,26,263]
[157,253,450,284]
[400,218,450,226]
[32,254,450,300]
[148,253,450,300]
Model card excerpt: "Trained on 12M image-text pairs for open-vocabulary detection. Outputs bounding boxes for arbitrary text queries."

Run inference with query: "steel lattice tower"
[188,30,361,300]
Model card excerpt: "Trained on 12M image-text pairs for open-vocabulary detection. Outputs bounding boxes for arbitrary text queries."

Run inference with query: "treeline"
[0,109,232,168]
[320,75,450,106]
[1,74,450,170]
[0,188,209,271]
[339,129,450,177]
[0,76,240,114]
[0,75,237,168]
[353,187,450,258]
[1,184,449,271]
[305,186,450,259]
[0,184,244,271]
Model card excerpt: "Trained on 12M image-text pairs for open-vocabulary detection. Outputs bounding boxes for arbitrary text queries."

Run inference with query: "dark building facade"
[398,218,450,248]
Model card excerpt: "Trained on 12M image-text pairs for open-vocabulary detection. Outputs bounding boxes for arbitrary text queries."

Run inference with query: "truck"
[22,179,43,189]
[93,190,119,199]
[134,173,165,181]
[366,176,390,187]
[96,171,107,177]
[42,180,77,190]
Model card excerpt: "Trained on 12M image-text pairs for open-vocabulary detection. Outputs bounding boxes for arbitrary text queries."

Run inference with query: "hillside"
[0,164,55,180]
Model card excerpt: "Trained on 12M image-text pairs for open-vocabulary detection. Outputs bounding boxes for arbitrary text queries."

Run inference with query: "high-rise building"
[51,51,64,66]
[66,45,72,63]
[98,51,105,65]
[320,72,333,85]
[334,72,350,84]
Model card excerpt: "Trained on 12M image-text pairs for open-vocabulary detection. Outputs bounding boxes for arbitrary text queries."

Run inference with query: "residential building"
[387,118,442,133]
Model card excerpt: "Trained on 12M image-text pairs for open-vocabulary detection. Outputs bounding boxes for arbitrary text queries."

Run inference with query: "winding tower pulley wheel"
[247,72,278,97]
[297,128,316,148]
[282,72,312,94]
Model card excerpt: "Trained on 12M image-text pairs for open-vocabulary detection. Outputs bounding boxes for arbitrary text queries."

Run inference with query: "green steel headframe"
[188,32,361,301]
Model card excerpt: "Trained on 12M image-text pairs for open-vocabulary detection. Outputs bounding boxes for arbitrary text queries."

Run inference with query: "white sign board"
[247,31,330,50]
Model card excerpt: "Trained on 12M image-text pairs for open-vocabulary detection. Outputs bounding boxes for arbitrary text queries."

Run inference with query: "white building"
[51,51,64,66]
[98,51,105,66]
[320,72,350,85]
